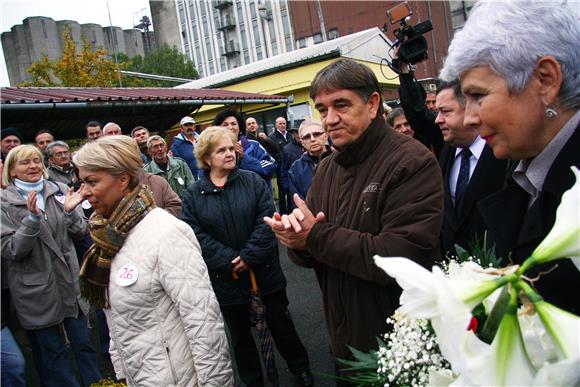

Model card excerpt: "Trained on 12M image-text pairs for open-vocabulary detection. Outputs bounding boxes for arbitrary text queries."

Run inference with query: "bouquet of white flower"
[344,166,580,386]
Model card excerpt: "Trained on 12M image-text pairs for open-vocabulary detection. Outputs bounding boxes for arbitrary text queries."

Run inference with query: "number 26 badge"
[116,263,139,287]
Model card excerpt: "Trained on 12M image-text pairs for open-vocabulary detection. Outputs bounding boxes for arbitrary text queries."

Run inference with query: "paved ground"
[16,242,337,386]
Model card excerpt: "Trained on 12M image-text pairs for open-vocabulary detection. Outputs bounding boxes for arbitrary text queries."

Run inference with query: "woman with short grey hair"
[440,0,580,312]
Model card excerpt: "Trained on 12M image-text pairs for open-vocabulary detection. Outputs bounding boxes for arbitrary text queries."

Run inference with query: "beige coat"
[105,208,233,386]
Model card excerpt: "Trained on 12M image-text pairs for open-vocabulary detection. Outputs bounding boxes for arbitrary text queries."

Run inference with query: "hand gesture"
[264,194,326,250]
[27,191,41,216]
[64,184,87,213]
[234,141,244,160]
[232,256,250,273]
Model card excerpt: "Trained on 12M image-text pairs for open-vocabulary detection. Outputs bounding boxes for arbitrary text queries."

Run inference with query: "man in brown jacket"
[265,59,444,385]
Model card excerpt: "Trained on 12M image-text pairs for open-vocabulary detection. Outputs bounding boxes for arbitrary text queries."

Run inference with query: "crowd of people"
[1,1,579,386]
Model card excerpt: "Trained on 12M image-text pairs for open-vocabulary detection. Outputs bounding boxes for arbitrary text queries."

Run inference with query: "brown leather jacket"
[289,116,443,363]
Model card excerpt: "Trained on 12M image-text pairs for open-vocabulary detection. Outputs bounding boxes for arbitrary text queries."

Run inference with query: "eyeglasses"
[52,151,70,158]
[300,131,325,141]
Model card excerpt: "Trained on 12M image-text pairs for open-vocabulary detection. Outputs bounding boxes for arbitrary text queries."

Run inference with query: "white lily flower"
[428,367,457,386]
[374,257,438,319]
[533,358,580,386]
[524,166,580,271]
[534,300,580,360]
[374,256,493,383]
[453,290,536,386]
[518,312,558,369]
[374,257,508,315]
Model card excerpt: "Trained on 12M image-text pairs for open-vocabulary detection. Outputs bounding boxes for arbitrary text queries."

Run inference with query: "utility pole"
[315,0,327,42]
[107,0,123,87]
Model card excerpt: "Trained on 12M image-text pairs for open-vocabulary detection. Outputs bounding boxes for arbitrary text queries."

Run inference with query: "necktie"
[455,148,472,208]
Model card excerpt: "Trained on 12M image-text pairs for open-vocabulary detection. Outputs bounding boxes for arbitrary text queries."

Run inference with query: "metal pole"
[107,0,123,87]
[315,0,327,42]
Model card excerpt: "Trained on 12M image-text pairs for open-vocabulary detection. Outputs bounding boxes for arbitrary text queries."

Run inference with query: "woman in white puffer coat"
[73,136,234,386]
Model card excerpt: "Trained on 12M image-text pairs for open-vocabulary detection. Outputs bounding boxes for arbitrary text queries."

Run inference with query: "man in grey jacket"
[46,141,76,186]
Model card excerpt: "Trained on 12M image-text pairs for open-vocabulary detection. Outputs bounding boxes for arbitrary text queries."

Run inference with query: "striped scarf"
[79,184,156,308]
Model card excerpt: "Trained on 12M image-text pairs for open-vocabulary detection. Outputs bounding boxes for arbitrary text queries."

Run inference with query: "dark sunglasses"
[300,131,325,141]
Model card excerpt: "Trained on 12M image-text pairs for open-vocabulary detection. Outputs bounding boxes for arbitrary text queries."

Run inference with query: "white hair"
[298,119,324,137]
[440,0,580,110]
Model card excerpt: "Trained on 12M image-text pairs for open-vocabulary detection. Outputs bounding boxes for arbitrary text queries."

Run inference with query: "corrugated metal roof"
[1,87,288,104]
[177,27,392,89]
[1,87,289,141]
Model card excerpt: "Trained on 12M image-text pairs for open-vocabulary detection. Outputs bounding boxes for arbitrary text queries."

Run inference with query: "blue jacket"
[181,168,286,306]
[239,136,276,180]
[288,148,332,209]
[170,133,198,179]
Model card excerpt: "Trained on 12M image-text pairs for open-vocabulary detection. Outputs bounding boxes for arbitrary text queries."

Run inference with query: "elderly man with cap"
[1,128,22,161]
[170,116,199,178]
[1,128,23,188]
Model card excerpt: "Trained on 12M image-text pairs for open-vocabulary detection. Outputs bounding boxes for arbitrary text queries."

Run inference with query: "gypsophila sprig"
[378,311,451,386]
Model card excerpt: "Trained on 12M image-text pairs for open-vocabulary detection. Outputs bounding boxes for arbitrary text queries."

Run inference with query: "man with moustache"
[170,116,199,178]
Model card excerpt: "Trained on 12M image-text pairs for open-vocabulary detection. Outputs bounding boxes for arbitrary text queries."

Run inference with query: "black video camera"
[387,2,433,65]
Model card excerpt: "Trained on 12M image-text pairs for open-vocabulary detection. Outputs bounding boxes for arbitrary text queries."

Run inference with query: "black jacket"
[439,144,509,257]
[181,168,286,306]
[398,73,444,156]
[478,123,580,313]
[280,137,303,190]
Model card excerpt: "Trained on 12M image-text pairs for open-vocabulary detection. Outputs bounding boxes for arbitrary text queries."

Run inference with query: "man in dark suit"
[269,117,292,213]
[434,80,509,258]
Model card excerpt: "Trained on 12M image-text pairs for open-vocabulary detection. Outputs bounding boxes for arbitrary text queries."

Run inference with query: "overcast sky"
[0,0,152,86]
[2,0,580,87]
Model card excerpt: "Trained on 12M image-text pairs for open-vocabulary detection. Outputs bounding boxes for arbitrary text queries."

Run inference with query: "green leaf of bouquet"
[349,345,378,363]
[479,286,511,344]
[454,243,470,262]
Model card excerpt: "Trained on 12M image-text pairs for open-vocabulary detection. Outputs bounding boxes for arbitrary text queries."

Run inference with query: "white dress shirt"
[449,135,486,204]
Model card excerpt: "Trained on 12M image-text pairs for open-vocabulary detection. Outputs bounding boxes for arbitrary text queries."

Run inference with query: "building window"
[328,28,339,40]
[280,2,293,51]
[313,33,323,44]
[297,37,306,49]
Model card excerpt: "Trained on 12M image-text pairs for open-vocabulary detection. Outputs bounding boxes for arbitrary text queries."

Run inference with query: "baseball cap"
[180,116,196,125]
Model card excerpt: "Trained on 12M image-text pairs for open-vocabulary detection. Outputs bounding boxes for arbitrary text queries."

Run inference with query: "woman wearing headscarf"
[440,0,580,313]
[73,135,233,386]
[181,127,313,387]
[1,145,101,386]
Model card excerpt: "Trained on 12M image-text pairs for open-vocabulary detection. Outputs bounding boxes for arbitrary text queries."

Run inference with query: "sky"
[0,0,152,86]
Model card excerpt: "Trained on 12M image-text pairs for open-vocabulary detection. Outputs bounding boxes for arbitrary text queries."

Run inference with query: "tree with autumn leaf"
[22,27,121,87]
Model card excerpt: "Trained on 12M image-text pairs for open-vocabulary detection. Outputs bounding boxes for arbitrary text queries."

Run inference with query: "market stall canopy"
[1,87,290,141]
